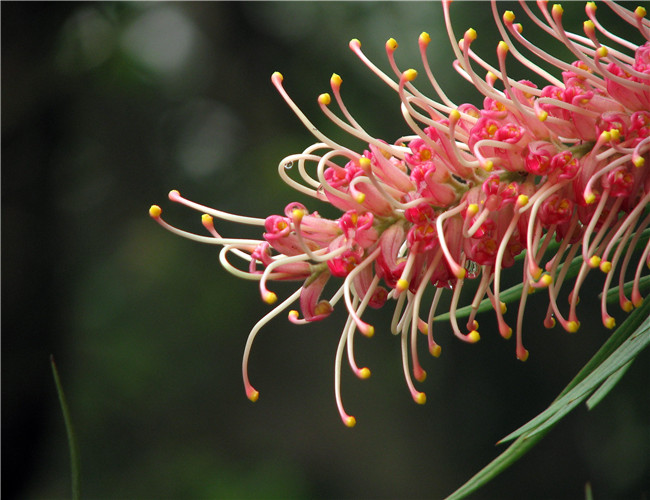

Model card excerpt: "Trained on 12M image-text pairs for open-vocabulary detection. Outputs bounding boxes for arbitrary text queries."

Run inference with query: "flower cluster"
[151,1,650,427]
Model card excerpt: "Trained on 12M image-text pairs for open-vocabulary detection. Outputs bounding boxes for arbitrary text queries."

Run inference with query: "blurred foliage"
[3,2,649,499]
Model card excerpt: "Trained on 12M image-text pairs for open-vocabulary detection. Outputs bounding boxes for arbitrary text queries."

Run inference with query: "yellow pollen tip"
[358,367,371,379]
[584,20,595,31]
[587,2,597,11]
[518,350,529,362]
[604,316,616,329]
[450,109,461,121]
[247,390,259,403]
[610,129,620,141]
[149,205,162,218]
[599,261,612,273]
[354,193,366,204]
[468,330,481,343]
[566,321,580,333]
[500,302,507,314]
[318,93,331,106]
[359,157,372,170]
[201,213,213,225]
[465,28,477,42]
[386,38,398,50]
[414,392,427,405]
[597,46,609,58]
[288,310,299,320]
[537,110,549,121]
[540,274,553,287]
[584,192,596,204]
[552,4,564,15]
[263,291,278,305]
[456,268,467,280]
[397,278,409,292]
[467,203,480,216]
[416,370,427,382]
[292,208,305,222]
[419,32,431,44]
[622,300,634,312]
[271,71,283,82]
[503,11,515,23]
[498,40,509,52]
[331,73,342,87]
[430,345,442,358]
[364,325,375,338]
[545,317,556,328]
[517,194,529,207]
[169,189,181,199]
[349,38,361,48]
[600,130,612,142]
[403,69,418,81]
[344,416,357,428]
[633,156,645,168]
[483,160,494,172]
[635,6,647,18]
[531,267,543,281]
[588,255,601,268]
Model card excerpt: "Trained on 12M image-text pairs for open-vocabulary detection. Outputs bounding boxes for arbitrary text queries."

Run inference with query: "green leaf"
[51,356,81,500]
[445,296,650,500]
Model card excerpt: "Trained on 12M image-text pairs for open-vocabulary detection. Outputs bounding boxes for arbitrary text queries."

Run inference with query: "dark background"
[3,2,649,499]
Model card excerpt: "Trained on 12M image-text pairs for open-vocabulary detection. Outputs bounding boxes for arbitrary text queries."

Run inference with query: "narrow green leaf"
[586,359,633,410]
[445,297,650,500]
[51,356,81,500]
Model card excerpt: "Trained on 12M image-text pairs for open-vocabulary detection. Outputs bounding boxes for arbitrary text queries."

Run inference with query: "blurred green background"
[3,2,649,499]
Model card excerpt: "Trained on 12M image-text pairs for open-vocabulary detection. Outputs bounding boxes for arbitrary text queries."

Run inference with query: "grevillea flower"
[151,1,650,427]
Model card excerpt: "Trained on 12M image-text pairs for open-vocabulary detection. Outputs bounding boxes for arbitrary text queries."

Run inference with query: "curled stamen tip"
[632,292,644,308]
[552,4,563,15]
[537,110,549,121]
[517,348,529,362]
[464,28,477,42]
[349,38,361,49]
[360,323,375,338]
[468,330,481,343]
[246,388,259,402]
[622,300,634,312]
[415,368,427,383]
[531,266,543,281]
[633,156,645,168]
[539,274,553,287]
[413,392,427,405]
[149,205,162,218]
[288,310,300,321]
[292,208,305,223]
[597,46,608,58]
[386,38,398,51]
[467,203,479,216]
[201,213,214,226]
[430,345,442,357]
[544,317,556,329]
[271,71,283,83]
[599,261,612,273]
[330,73,342,87]
[318,93,331,106]
[343,415,357,428]
[358,367,371,379]
[498,40,509,53]
[263,291,278,305]
[584,192,596,204]
[516,195,529,208]
[168,189,181,201]
[503,10,515,23]
[500,302,507,314]
[566,321,580,333]
[419,32,431,45]
[396,279,409,292]
[500,325,512,339]
[604,316,616,329]
[588,255,601,268]
[403,69,418,82]
[635,6,647,18]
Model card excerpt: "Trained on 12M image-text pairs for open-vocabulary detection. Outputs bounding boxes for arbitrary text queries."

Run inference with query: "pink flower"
[151,1,650,426]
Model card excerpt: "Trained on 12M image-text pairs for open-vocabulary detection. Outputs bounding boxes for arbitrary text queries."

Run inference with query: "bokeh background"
[3,2,649,499]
